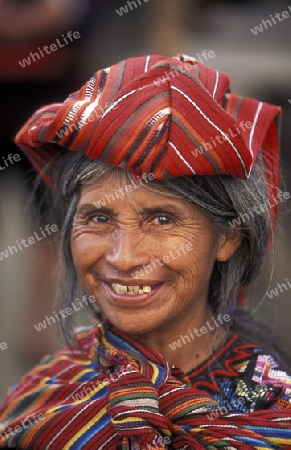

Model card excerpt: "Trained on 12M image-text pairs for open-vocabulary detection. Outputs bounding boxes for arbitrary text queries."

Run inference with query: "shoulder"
[1,324,97,405]
[39,324,95,371]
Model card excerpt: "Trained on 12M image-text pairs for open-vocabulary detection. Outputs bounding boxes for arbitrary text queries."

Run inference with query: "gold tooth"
[143,286,152,293]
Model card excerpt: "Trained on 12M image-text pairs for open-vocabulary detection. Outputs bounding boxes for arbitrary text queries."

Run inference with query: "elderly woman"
[0,54,291,449]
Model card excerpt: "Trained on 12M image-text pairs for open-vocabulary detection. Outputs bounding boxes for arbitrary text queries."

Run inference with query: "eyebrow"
[140,206,183,215]
[76,205,117,217]
[76,203,184,217]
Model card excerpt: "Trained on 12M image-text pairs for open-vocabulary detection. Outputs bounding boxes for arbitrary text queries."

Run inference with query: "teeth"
[143,286,152,293]
[116,284,127,294]
[111,283,153,295]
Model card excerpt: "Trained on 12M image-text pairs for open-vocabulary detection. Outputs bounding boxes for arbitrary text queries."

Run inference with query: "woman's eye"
[152,215,173,226]
[90,214,109,224]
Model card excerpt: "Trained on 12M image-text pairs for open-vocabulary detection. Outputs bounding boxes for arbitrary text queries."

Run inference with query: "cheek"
[174,233,218,269]
[71,234,105,275]
[71,236,104,302]
[169,233,219,289]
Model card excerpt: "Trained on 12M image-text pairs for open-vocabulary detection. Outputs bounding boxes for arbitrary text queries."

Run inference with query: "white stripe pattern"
[172,86,250,177]
[93,82,165,122]
[169,141,196,175]
[249,102,262,156]
[145,55,151,72]
[212,70,219,98]
[59,75,98,133]
[46,400,96,449]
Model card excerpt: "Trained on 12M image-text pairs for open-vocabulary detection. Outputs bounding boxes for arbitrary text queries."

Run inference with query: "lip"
[103,278,163,286]
[102,280,164,307]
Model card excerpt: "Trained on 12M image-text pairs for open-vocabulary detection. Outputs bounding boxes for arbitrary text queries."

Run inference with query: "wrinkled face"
[71,174,240,338]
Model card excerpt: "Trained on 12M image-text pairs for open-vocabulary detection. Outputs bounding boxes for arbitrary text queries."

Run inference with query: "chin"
[106,314,157,337]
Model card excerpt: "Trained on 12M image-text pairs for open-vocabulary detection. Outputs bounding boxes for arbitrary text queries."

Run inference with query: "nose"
[105,229,151,272]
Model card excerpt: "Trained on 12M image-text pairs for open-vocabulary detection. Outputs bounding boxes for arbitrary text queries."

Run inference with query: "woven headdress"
[15,54,281,225]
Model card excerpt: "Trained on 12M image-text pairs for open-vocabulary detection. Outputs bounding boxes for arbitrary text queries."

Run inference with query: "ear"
[216,231,242,262]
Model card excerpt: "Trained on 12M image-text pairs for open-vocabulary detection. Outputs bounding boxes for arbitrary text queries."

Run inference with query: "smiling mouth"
[110,282,156,295]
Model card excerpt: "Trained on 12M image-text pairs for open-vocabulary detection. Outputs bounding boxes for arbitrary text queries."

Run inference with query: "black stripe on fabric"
[97,70,108,95]
[221,89,230,112]
[120,92,170,163]
[133,120,170,171]
[98,90,169,161]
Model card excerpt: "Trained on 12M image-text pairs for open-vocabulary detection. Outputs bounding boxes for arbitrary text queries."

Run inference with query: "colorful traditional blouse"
[0,320,291,449]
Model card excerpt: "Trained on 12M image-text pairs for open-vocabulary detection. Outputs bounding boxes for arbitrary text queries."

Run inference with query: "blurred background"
[0,0,291,401]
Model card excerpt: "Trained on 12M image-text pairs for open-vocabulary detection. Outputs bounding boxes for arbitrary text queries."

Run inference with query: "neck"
[131,309,228,374]
[167,325,227,373]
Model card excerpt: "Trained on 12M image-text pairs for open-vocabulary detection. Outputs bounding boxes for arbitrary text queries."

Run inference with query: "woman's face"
[71,174,240,339]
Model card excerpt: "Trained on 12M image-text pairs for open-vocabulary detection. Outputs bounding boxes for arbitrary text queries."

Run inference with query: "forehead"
[78,172,193,213]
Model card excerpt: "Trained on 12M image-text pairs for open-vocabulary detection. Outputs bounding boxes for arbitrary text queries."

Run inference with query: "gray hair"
[38,148,289,369]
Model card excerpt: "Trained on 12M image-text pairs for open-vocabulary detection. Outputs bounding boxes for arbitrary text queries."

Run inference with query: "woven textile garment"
[0,320,291,449]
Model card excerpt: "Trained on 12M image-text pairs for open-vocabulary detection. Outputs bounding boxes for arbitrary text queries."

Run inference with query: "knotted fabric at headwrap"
[15,53,281,227]
[1,321,291,449]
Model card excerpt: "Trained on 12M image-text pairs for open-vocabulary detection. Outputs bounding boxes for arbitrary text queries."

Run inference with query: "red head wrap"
[15,54,281,227]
